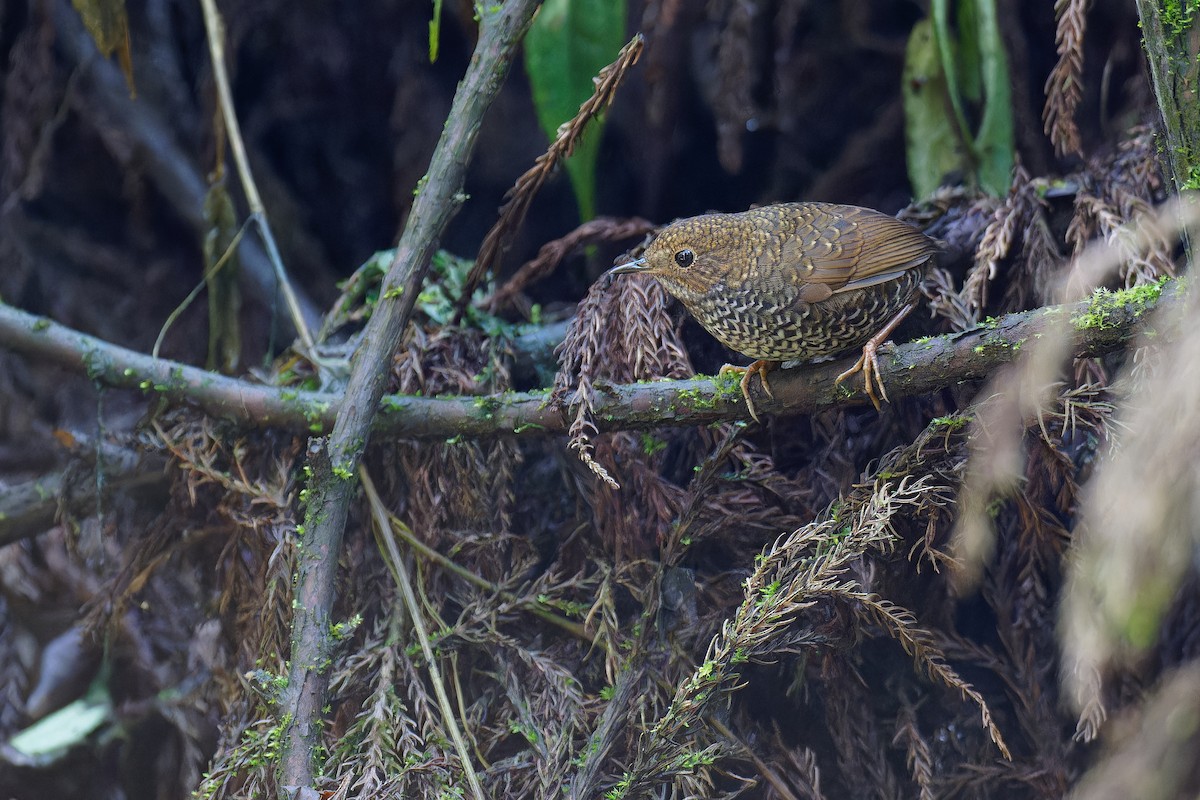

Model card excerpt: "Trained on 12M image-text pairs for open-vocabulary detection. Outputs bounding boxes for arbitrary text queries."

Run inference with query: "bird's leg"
[719,359,777,422]
[835,300,917,411]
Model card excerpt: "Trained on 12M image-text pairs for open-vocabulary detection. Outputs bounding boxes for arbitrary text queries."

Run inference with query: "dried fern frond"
[853,595,1009,758]
[823,657,903,800]
[552,271,691,491]
[666,428,813,558]
[486,217,655,314]
[965,164,1041,320]
[922,266,975,332]
[614,465,1000,797]
[1043,0,1092,158]
[1065,129,1172,289]
[327,626,425,800]
[554,281,621,488]
[779,740,827,800]
[387,324,523,564]
[893,701,936,800]
[461,35,646,308]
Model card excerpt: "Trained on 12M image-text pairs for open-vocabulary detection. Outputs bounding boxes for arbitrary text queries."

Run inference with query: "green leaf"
[6,682,112,765]
[523,0,627,221]
[931,0,970,144]
[903,19,968,199]
[971,0,1015,195]
[919,0,1014,197]
[429,0,443,63]
[954,0,982,103]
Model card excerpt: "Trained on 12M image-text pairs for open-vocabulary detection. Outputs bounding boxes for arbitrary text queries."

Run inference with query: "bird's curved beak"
[607,257,649,276]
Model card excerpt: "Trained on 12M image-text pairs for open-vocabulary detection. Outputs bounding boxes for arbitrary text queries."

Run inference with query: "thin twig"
[456,34,645,316]
[485,216,655,313]
[152,219,251,359]
[710,717,802,800]
[48,0,321,332]
[198,0,314,352]
[360,467,487,800]
[0,449,167,546]
[361,468,589,641]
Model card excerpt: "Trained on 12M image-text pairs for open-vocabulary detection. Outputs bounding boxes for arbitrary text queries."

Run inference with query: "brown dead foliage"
[2,2,1200,799]
[48,144,1185,796]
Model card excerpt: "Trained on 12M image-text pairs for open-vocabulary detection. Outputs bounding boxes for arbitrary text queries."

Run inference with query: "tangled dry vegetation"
[3,1,1200,799]
[8,132,1192,800]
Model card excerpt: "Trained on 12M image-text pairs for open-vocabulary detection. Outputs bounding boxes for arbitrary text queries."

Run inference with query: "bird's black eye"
[674,249,694,268]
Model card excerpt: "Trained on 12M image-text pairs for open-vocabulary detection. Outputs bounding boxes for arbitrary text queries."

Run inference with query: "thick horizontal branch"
[0,281,1173,439]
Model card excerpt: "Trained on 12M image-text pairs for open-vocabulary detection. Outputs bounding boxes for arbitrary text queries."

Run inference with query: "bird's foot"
[835,344,887,411]
[834,299,917,411]
[720,360,776,422]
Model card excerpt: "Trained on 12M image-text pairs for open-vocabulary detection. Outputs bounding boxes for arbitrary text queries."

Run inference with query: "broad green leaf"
[955,0,982,102]
[903,20,968,199]
[524,0,627,221]
[971,0,1015,195]
[922,0,1014,196]
[931,0,970,145]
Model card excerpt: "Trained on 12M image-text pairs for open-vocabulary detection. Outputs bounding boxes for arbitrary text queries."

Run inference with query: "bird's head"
[607,215,745,300]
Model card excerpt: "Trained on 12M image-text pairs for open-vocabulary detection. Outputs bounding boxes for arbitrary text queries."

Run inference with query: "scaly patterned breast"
[682,269,924,361]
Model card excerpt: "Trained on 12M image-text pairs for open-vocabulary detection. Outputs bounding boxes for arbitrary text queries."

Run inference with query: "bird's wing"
[772,204,936,299]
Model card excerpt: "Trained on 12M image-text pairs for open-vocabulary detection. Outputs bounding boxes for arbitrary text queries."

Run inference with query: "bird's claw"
[720,360,775,422]
[835,342,889,411]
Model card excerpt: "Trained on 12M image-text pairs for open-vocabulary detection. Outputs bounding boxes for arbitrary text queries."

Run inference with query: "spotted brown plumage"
[609,202,940,420]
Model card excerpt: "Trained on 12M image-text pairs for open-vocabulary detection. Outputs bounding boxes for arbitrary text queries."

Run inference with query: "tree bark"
[1134,0,1200,192]
[275,0,543,793]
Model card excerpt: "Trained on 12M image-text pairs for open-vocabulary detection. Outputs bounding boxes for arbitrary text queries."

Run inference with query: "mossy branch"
[0,279,1176,442]
[271,0,544,793]
[1134,0,1200,192]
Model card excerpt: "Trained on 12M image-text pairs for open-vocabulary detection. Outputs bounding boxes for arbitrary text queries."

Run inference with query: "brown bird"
[609,202,939,421]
